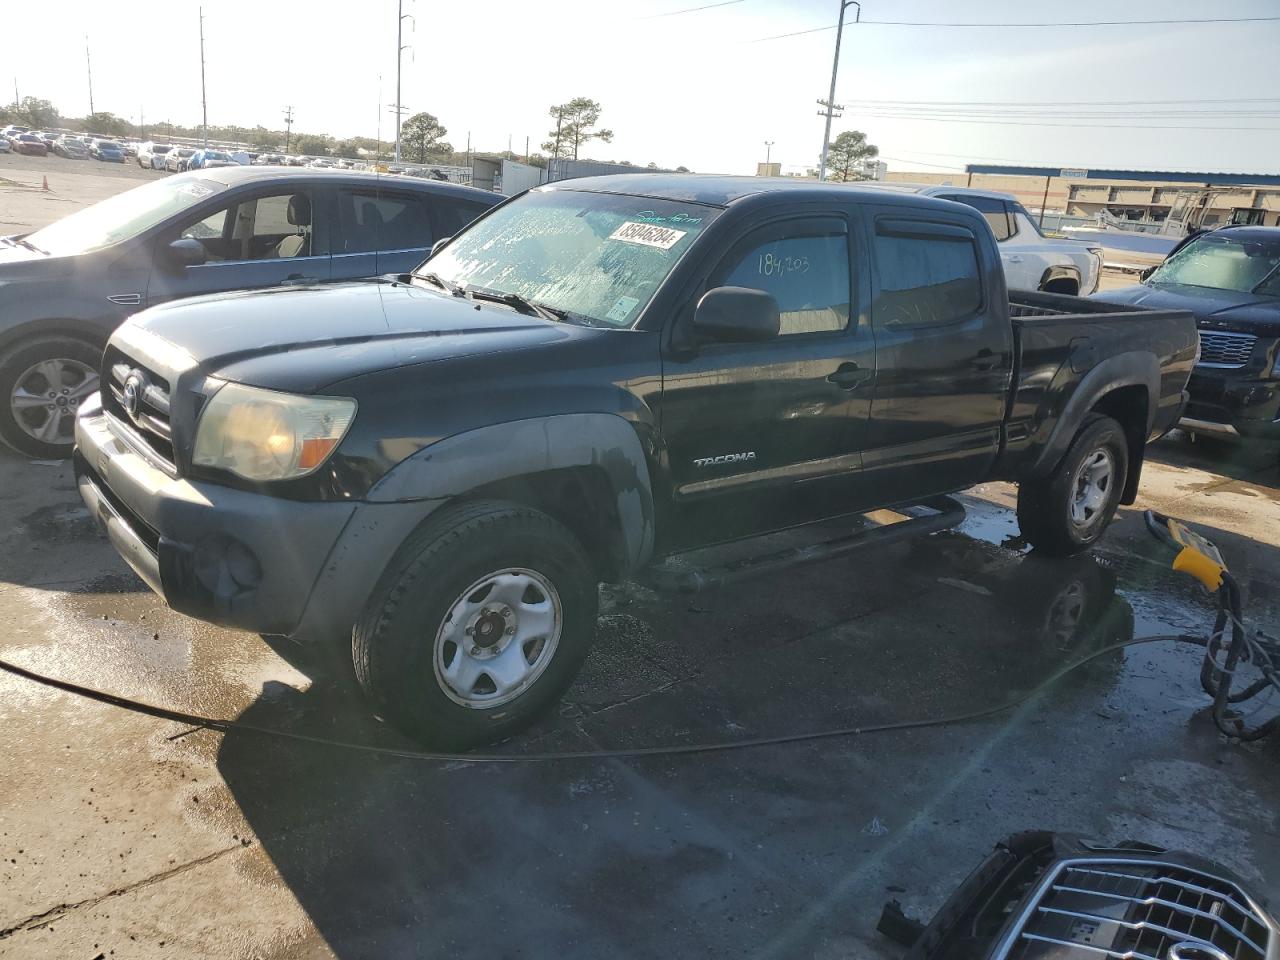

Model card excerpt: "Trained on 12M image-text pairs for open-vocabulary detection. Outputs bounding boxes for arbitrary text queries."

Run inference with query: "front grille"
[1198,331,1256,368]
[1005,859,1272,960]
[102,347,175,466]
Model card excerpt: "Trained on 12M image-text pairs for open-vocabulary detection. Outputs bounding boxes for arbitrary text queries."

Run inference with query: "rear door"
[146,185,332,305]
[659,213,877,549]
[860,210,1014,501]
[936,193,1041,291]
[332,186,437,277]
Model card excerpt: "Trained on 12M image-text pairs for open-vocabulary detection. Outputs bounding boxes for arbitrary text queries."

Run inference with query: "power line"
[639,0,744,18]
[745,15,1280,43]
[845,96,1280,107]
[848,112,1279,132]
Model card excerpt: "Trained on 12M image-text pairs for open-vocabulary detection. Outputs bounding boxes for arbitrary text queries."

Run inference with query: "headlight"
[192,381,356,482]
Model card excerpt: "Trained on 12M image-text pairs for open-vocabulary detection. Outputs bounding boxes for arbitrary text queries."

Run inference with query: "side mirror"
[1139,266,1156,282]
[693,286,780,343]
[429,236,452,258]
[167,238,206,268]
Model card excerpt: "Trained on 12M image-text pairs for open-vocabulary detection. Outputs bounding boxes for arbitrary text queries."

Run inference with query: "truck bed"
[998,289,1198,480]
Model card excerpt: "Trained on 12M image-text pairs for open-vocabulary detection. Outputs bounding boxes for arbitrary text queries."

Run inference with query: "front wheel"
[1017,414,1129,556]
[0,336,102,458]
[352,500,598,749]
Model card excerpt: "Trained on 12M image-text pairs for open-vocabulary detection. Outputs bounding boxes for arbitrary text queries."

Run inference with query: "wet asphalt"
[1,435,1278,959]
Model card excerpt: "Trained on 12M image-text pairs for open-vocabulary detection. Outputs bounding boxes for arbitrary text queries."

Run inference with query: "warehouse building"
[883,165,1280,229]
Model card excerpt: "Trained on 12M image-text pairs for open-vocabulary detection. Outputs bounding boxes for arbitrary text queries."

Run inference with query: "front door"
[147,186,331,306]
[659,214,876,551]
[859,212,1014,502]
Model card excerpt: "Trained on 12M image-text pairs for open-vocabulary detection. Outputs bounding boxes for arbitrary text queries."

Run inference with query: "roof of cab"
[189,165,497,203]
[549,173,954,208]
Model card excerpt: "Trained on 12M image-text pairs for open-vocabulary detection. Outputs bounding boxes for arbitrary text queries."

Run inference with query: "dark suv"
[1093,226,1280,444]
[0,167,498,457]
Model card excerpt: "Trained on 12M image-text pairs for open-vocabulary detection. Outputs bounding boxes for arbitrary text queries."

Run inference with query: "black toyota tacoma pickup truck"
[74,175,1196,747]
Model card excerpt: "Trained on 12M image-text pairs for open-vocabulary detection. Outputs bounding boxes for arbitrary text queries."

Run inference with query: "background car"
[1,125,30,142]
[52,136,89,160]
[0,167,499,456]
[1092,225,1280,446]
[0,137,9,155]
[10,133,49,157]
[137,142,173,169]
[164,147,197,172]
[188,149,238,169]
[89,139,126,162]
[122,141,140,159]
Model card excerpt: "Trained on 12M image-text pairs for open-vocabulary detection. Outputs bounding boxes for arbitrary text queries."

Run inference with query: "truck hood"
[123,278,572,393]
[1092,282,1280,336]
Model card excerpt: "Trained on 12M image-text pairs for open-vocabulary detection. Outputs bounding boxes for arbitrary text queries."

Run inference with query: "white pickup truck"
[867,184,1104,295]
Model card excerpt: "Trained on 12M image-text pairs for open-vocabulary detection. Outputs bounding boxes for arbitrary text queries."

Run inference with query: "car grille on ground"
[1197,331,1256,368]
[1004,860,1272,960]
[102,347,176,467]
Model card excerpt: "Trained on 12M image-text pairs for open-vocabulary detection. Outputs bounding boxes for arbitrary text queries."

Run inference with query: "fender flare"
[1037,264,1081,292]
[1026,351,1159,481]
[367,413,657,573]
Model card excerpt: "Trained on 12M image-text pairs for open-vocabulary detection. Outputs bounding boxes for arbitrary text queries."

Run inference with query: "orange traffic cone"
[41,176,49,192]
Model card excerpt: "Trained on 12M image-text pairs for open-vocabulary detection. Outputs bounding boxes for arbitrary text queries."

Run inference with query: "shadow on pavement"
[214,530,1149,958]
[1148,432,1279,490]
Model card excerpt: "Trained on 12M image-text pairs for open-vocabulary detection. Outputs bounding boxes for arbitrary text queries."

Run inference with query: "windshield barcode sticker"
[609,221,688,250]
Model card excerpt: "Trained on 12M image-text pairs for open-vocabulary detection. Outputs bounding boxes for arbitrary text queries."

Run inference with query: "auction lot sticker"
[609,221,688,250]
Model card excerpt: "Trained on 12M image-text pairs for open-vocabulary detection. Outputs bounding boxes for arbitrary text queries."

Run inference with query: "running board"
[640,496,966,594]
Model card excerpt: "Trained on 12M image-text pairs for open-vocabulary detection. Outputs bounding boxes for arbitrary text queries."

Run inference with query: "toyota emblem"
[122,373,143,421]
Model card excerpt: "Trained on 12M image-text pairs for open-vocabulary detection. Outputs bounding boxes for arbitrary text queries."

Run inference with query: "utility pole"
[85,37,94,116]
[817,0,859,182]
[198,7,209,146]
[394,0,413,162]
[764,140,774,169]
[140,105,145,139]
[283,105,294,153]
[466,130,471,167]
[12,78,18,111]
[525,135,529,163]
[551,107,564,162]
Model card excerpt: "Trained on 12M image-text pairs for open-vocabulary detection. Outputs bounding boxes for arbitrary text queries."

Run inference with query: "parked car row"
[1,126,135,163]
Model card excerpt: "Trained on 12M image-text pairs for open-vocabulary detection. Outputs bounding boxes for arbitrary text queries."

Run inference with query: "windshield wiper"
[3,236,45,254]
[414,271,464,297]
[464,286,569,323]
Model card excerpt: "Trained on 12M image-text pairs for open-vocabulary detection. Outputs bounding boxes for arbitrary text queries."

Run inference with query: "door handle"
[971,348,999,371]
[827,362,874,389]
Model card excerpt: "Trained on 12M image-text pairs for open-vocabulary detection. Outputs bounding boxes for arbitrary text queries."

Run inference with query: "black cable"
[746,16,1280,43]
[0,632,1207,764]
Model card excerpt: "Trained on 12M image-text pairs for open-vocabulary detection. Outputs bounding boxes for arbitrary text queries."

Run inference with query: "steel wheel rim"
[1069,448,1114,531]
[432,567,563,709]
[10,358,99,445]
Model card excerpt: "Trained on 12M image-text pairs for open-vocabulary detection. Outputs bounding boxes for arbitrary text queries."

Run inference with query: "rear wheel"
[0,336,101,458]
[1017,415,1129,556]
[353,500,598,749]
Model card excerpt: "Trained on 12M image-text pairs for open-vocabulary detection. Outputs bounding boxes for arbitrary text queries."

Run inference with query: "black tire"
[1017,414,1129,556]
[0,335,102,459]
[353,499,598,749]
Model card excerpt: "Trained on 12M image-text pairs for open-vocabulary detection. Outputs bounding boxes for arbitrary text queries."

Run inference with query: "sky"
[7,0,1280,176]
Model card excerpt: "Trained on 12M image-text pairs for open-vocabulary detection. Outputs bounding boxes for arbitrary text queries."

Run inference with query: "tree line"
[2,93,694,171]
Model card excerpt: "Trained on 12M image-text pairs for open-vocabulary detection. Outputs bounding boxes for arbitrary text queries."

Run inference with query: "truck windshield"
[22,175,226,257]
[421,188,720,327]
[1151,233,1280,295]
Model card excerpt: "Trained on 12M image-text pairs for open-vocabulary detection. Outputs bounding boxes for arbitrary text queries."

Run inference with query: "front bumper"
[75,406,357,635]
[1181,367,1280,441]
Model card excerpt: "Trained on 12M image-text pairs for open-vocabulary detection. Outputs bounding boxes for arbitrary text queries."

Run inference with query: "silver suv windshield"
[22,175,226,257]
[421,188,720,328]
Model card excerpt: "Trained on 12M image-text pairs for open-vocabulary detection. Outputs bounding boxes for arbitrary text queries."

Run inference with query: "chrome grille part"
[1197,331,1257,368]
[996,858,1274,960]
[103,348,176,467]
